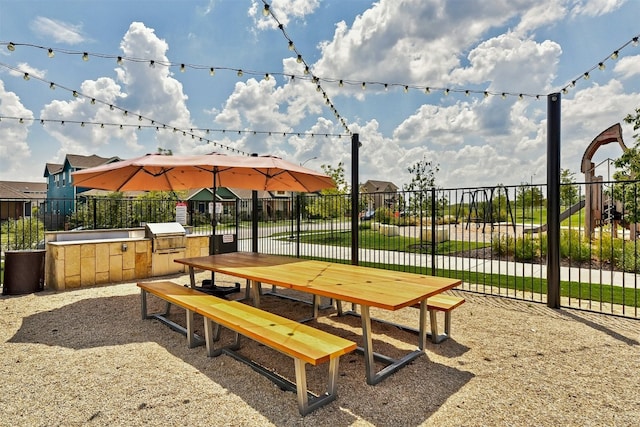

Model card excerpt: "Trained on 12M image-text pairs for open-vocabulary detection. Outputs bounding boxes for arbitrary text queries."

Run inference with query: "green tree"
[308,162,350,219]
[560,168,579,208]
[402,156,441,216]
[612,108,640,222]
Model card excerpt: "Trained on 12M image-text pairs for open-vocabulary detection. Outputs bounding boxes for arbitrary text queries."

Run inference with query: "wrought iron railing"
[2,181,639,318]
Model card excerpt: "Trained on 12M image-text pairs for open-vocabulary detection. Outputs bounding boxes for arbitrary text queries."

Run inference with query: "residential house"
[360,180,399,212]
[43,154,121,216]
[0,180,48,220]
[227,189,293,221]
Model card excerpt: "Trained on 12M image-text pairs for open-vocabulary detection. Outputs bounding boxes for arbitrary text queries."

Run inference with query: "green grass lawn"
[283,229,490,254]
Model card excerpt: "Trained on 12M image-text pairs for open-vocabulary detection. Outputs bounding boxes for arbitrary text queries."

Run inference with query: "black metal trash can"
[2,250,46,295]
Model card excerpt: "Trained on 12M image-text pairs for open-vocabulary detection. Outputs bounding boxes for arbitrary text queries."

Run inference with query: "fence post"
[547,93,561,308]
[431,187,437,275]
[351,133,360,265]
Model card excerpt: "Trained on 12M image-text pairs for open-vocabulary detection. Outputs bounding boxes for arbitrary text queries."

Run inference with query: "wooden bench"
[138,281,357,416]
[424,294,465,344]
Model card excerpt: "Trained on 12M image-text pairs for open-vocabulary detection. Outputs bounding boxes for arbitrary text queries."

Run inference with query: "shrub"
[559,230,591,263]
[1,217,45,250]
[514,235,539,261]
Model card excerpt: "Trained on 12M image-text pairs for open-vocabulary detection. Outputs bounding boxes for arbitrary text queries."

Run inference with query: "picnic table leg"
[418,299,427,350]
[251,280,262,307]
[188,266,196,288]
[360,305,377,385]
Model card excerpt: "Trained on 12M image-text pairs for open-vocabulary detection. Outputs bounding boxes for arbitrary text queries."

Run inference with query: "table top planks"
[175,252,461,311]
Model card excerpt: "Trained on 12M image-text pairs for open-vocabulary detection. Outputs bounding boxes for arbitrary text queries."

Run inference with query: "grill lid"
[145,222,186,237]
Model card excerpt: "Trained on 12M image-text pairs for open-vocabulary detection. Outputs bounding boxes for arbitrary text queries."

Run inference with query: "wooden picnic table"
[175,252,461,385]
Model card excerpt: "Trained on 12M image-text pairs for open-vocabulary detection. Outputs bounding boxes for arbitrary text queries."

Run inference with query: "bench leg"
[429,310,451,344]
[294,357,340,416]
[203,319,242,357]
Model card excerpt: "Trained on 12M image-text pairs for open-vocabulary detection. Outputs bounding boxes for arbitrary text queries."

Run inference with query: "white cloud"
[571,0,627,17]
[249,0,320,30]
[0,80,34,179]
[29,16,88,44]
[614,55,640,80]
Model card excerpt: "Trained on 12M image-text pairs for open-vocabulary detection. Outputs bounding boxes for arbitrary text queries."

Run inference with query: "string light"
[262,3,270,16]
[180,64,186,72]
[598,62,605,70]
[288,41,294,51]
[237,69,243,77]
[117,56,123,65]
[23,73,29,81]
[149,60,155,68]
[5,35,638,102]
[50,82,55,90]
[72,91,78,97]
[47,48,54,58]
[209,67,215,76]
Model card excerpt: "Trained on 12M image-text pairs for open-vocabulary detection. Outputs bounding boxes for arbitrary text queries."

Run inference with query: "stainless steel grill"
[145,223,186,276]
[145,222,186,253]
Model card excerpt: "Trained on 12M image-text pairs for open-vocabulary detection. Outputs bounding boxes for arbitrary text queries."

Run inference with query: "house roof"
[0,181,48,199]
[44,163,63,177]
[44,154,121,177]
[361,180,398,192]
[64,154,121,169]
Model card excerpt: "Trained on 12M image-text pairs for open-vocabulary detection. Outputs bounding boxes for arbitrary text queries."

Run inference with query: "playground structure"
[454,186,516,234]
[451,123,632,240]
[580,123,630,239]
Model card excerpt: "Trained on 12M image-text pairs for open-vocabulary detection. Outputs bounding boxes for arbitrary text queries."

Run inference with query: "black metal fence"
[2,181,639,318]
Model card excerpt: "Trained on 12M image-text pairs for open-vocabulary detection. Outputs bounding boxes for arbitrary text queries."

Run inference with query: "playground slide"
[524,199,586,233]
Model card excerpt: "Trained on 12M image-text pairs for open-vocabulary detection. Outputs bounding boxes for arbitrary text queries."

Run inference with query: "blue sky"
[1,0,639,189]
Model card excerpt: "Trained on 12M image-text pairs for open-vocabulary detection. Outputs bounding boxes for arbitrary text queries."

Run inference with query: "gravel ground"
[1,272,640,426]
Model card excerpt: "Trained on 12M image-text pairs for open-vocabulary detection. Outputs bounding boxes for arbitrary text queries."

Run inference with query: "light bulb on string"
[611,51,619,60]
[262,4,270,16]
[518,94,524,100]
[598,62,605,70]
[361,82,366,90]
[47,48,54,58]
[562,87,568,94]
[288,41,294,51]
[443,88,449,95]
[209,67,215,76]
[296,54,302,63]
[23,73,29,81]
[149,60,155,68]
[304,66,309,75]
[465,90,470,96]
[425,87,430,94]
[123,110,128,117]
[180,64,186,72]
[49,82,55,90]
[339,80,344,87]
[404,85,409,93]
[237,69,243,77]
[117,56,123,65]
[90,99,96,105]
[584,72,590,80]
[19,118,24,124]
[82,52,89,61]
[264,73,270,81]
[501,93,506,99]
[483,91,489,98]
[7,42,15,51]
[81,122,85,127]
[109,105,114,111]
[633,37,639,47]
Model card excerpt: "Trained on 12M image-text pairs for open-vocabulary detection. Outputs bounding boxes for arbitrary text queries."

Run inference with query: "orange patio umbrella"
[70,153,335,193]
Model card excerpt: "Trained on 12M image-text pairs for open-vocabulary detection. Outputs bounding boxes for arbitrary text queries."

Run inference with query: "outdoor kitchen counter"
[44,234,211,291]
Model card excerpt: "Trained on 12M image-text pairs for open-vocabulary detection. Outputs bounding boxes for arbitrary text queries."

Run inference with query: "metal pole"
[251,153,259,253]
[547,93,561,308]
[351,133,360,265]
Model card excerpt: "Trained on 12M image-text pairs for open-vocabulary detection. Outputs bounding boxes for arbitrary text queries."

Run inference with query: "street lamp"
[301,156,317,167]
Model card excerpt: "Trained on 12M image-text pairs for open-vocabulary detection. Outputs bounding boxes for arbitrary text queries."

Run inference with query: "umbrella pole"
[210,170,217,285]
